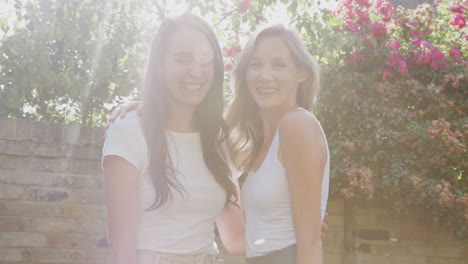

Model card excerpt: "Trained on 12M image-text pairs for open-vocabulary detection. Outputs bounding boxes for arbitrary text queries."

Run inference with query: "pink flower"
[430,60,448,69]
[350,50,362,62]
[225,62,233,72]
[397,60,408,73]
[237,0,252,14]
[379,2,394,23]
[431,50,445,60]
[374,0,383,9]
[414,29,433,35]
[427,129,437,138]
[355,8,371,24]
[355,0,371,8]
[381,68,393,80]
[450,13,466,29]
[345,19,360,31]
[226,45,242,57]
[388,41,401,49]
[450,4,465,14]
[387,49,408,74]
[450,49,461,60]
[371,22,387,38]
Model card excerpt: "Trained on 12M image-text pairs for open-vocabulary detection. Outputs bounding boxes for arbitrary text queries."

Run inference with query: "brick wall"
[0,118,466,264]
[0,118,108,263]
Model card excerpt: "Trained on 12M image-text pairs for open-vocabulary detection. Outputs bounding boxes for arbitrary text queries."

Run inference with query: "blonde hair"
[225,24,321,171]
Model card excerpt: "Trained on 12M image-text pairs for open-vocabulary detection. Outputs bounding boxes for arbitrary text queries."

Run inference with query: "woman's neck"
[259,101,299,138]
[166,102,198,133]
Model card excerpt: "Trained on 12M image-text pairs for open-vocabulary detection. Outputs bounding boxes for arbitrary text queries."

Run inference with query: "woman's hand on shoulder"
[104,101,143,138]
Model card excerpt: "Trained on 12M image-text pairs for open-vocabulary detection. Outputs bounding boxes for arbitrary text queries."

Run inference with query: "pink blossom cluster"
[226,44,242,57]
[433,181,456,207]
[334,0,466,79]
[427,120,466,154]
[237,0,252,14]
[410,176,423,191]
[408,38,449,70]
[449,2,467,29]
[385,41,408,74]
[340,159,374,200]
[457,194,468,206]
[335,0,393,27]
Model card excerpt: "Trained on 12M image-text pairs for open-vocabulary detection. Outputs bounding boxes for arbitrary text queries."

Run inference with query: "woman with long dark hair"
[102,14,245,264]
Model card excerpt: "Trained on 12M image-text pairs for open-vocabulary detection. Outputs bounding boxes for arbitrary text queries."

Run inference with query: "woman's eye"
[273,63,286,68]
[248,62,261,68]
[174,56,191,64]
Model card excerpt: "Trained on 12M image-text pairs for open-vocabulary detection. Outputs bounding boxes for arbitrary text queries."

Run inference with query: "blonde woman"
[226,24,329,264]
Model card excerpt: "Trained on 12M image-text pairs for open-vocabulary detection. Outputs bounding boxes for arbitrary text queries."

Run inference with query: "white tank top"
[241,114,330,258]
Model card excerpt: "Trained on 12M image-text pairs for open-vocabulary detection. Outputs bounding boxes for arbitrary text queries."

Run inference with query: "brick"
[30,157,71,172]
[0,154,29,170]
[71,189,105,204]
[79,126,94,145]
[0,249,23,262]
[33,144,65,158]
[0,119,15,140]
[92,127,105,146]
[0,169,40,185]
[0,184,26,200]
[46,233,98,248]
[80,219,107,234]
[323,254,342,264]
[65,145,101,160]
[30,218,82,233]
[0,217,29,231]
[0,169,103,189]
[426,241,468,258]
[30,218,106,235]
[57,204,106,218]
[348,254,426,264]
[29,249,109,263]
[51,174,103,190]
[71,159,101,174]
[48,123,63,144]
[0,232,47,248]
[0,201,58,217]
[0,140,30,156]
[327,197,345,214]
[32,121,49,143]
[26,187,70,202]
[25,187,104,204]
[353,229,390,240]
[427,257,468,264]
[15,119,31,141]
[63,123,81,144]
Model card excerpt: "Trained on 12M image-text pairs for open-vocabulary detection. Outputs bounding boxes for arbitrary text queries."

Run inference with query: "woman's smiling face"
[164,28,215,109]
[245,35,306,110]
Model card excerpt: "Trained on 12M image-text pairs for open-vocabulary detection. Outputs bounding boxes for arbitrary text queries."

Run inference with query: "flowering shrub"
[316,0,467,237]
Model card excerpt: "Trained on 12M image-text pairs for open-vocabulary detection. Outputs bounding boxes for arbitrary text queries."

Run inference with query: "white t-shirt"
[241,114,330,257]
[102,111,229,254]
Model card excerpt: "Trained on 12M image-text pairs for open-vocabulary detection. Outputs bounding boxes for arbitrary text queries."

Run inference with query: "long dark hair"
[141,14,237,209]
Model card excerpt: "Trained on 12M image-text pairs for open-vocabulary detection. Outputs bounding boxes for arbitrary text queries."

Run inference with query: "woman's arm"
[103,156,139,264]
[215,178,246,255]
[279,111,327,264]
